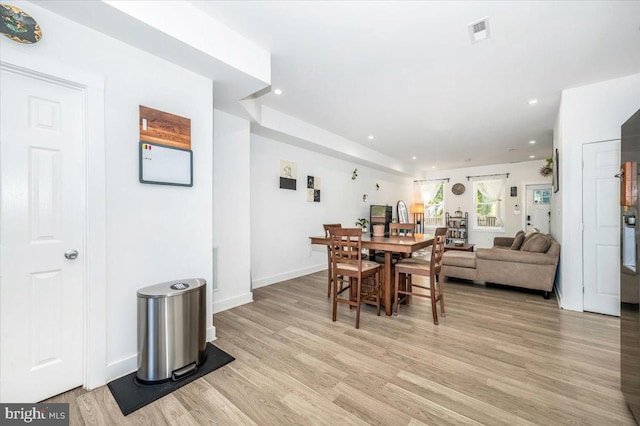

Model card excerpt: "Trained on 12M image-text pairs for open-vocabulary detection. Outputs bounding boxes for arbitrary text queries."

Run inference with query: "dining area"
[309,205,448,329]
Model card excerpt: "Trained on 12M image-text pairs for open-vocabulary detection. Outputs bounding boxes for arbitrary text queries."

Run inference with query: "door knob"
[64,249,78,260]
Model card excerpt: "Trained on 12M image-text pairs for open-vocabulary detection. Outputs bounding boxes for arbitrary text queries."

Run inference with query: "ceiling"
[193,1,640,172]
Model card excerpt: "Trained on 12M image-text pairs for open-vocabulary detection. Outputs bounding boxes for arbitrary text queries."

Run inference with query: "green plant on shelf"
[355,218,369,229]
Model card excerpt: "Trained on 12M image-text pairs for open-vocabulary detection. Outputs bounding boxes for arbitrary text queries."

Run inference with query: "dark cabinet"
[370,205,392,235]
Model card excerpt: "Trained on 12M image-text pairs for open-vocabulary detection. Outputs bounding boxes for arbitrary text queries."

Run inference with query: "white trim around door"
[1,49,107,391]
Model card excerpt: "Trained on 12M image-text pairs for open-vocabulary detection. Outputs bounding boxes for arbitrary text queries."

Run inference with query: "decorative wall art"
[307,175,321,202]
[139,106,193,187]
[0,4,42,44]
[279,160,297,190]
[553,148,560,193]
[139,105,191,149]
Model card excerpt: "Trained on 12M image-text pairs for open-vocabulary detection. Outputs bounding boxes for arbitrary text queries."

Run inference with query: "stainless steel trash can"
[136,278,207,383]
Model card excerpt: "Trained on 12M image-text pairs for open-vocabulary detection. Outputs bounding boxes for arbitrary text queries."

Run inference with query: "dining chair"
[393,227,447,324]
[323,223,343,298]
[388,222,415,259]
[389,222,415,237]
[330,227,381,329]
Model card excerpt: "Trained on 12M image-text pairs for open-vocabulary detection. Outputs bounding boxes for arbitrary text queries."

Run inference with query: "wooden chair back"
[323,223,342,237]
[329,227,363,271]
[389,222,415,237]
[323,224,342,297]
[429,227,447,277]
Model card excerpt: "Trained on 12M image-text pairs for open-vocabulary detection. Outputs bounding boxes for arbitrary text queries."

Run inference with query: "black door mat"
[107,343,234,416]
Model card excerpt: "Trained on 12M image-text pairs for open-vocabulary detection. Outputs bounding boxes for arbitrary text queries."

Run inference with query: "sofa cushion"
[520,233,552,253]
[520,229,540,248]
[510,231,526,250]
[477,247,557,265]
[442,251,476,268]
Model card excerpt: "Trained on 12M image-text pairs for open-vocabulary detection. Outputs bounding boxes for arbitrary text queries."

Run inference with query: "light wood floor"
[46,272,636,425]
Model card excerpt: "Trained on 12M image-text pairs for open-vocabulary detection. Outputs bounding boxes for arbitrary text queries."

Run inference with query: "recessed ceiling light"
[529,140,536,144]
[431,166,436,169]
[412,156,417,160]
[528,99,538,105]
[274,89,283,95]
[368,135,374,140]
[529,155,536,159]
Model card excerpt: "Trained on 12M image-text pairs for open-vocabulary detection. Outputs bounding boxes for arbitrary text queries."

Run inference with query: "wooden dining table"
[309,232,435,316]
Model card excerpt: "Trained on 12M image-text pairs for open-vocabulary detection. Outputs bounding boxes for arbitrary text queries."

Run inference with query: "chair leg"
[327,253,332,298]
[438,272,445,317]
[430,276,439,325]
[393,268,400,315]
[376,271,381,316]
[431,295,439,325]
[355,277,362,329]
[332,273,338,322]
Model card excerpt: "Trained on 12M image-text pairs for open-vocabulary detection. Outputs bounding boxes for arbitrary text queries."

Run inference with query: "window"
[473,177,506,229]
[416,181,444,227]
[533,189,551,204]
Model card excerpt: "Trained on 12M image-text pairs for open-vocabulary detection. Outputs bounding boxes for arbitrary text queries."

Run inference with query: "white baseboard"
[106,354,137,382]
[207,325,217,342]
[213,291,253,314]
[554,284,563,309]
[252,264,326,289]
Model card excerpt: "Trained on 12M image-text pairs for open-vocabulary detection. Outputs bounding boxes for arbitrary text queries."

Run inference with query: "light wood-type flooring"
[45,272,636,425]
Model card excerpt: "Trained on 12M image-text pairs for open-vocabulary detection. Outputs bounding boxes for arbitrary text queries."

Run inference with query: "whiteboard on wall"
[139,141,193,187]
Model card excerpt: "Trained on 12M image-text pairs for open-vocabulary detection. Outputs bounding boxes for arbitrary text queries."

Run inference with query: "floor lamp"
[411,203,424,233]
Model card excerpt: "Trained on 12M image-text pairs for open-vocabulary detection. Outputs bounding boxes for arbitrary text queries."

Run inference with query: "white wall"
[1,1,214,383]
[551,105,564,303]
[426,160,549,248]
[250,134,414,288]
[555,72,640,312]
[213,110,253,311]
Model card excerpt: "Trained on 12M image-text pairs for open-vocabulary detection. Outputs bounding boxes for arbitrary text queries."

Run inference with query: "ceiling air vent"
[468,17,490,43]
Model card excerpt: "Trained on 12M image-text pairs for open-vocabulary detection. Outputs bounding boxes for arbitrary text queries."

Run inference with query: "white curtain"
[415,181,440,205]
[474,176,506,226]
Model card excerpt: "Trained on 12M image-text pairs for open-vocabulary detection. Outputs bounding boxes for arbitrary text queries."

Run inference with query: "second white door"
[583,140,621,316]
[525,184,552,234]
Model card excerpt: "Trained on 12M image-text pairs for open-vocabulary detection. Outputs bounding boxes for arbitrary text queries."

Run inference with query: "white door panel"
[1,69,85,402]
[583,140,621,316]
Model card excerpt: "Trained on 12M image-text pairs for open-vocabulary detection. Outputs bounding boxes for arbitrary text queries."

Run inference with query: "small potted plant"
[540,158,553,177]
[355,217,369,232]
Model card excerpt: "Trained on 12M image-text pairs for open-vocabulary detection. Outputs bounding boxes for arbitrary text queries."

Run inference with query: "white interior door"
[583,140,621,316]
[525,184,552,233]
[1,68,85,402]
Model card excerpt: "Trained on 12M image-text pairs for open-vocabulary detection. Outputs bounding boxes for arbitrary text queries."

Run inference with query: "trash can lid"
[137,278,206,299]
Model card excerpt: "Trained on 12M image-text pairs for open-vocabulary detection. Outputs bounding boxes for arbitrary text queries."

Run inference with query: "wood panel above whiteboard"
[139,105,191,149]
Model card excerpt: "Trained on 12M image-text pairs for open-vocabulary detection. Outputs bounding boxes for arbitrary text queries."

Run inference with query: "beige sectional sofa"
[442,231,560,298]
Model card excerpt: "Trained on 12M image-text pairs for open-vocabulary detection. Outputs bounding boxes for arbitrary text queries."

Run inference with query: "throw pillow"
[510,231,526,250]
[520,228,540,249]
[521,233,552,253]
